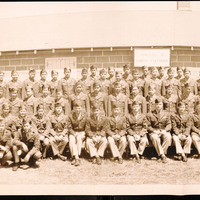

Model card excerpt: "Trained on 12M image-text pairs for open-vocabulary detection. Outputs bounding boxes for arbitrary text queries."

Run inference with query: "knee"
[127,136,134,143]
[5,151,13,160]
[108,137,114,144]
[33,151,42,160]
[43,138,50,146]
[186,136,192,143]
[165,133,172,140]
[120,136,127,144]
[12,145,18,152]
[49,137,55,143]
[63,137,69,144]
[69,135,75,142]
[151,134,159,141]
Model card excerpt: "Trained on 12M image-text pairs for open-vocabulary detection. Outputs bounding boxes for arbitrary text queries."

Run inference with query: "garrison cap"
[51,70,58,75]
[132,68,139,74]
[29,68,36,73]
[37,103,45,111]
[177,66,184,71]
[132,100,140,106]
[81,68,88,73]
[155,97,163,104]
[64,67,71,72]
[165,84,173,90]
[40,69,47,75]
[93,81,101,88]
[123,64,130,69]
[90,65,97,70]
[99,68,107,74]
[75,80,83,88]
[9,87,18,92]
[183,67,191,73]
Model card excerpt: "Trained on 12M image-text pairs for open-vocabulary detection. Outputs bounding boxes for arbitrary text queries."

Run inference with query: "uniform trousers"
[49,136,68,156]
[12,145,42,163]
[108,136,127,158]
[149,131,171,156]
[127,135,148,155]
[86,136,107,157]
[192,132,200,154]
[0,150,13,164]
[172,134,192,154]
[69,132,85,157]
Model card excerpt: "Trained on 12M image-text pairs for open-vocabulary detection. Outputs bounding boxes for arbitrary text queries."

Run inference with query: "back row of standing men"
[0,64,200,171]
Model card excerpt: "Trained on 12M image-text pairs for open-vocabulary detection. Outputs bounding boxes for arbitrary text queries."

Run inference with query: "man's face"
[37,108,44,117]
[94,85,101,93]
[149,87,155,96]
[167,87,173,95]
[23,123,31,133]
[26,89,33,97]
[133,72,140,80]
[100,72,107,80]
[81,71,88,79]
[91,68,97,76]
[115,85,121,93]
[41,72,47,80]
[184,71,190,79]
[132,104,140,113]
[93,108,100,117]
[12,72,18,81]
[131,87,139,96]
[56,91,62,99]
[42,88,49,96]
[11,90,17,99]
[143,69,148,76]
[0,123,5,132]
[186,87,191,95]
[3,106,9,115]
[19,109,26,117]
[108,69,114,77]
[29,71,35,79]
[52,73,58,80]
[177,69,183,77]
[64,70,71,78]
[156,102,163,111]
[168,70,175,79]
[124,68,130,75]
[75,85,82,93]
[55,106,62,114]
[151,69,159,78]
[113,107,120,116]
[74,106,82,113]
[179,104,185,113]
[115,73,122,82]
[159,68,165,76]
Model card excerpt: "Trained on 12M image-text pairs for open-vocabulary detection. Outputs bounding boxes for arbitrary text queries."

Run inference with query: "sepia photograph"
[0,1,200,195]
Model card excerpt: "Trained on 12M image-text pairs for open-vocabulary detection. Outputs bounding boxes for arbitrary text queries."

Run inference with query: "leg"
[149,133,164,156]
[172,134,184,154]
[42,138,50,158]
[58,136,68,155]
[118,136,127,157]
[76,132,85,156]
[1,151,13,165]
[69,134,78,157]
[161,132,172,155]
[49,137,59,156]
[86,137,97,158]
[138,135,148,155]
[108,136,121,158]
[127,135,138,156]
[97,137,108,157]
[191,132,200,154]
[183,136,192,154]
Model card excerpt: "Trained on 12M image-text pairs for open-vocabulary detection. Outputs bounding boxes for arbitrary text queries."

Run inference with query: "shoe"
[71,159,76,165]
[136,156,141,164]
[182,155,188,162]
[74,159,80,167]
[96,157,102,165]
[12,163,19,171]
[110,157,115,162]
[57,154,67,161]
[32,161,40,168]
[139,155,145,160]
[129,155,134,160]
[161,155,167,163]
[118,158,123,164]
[92,158,97,164]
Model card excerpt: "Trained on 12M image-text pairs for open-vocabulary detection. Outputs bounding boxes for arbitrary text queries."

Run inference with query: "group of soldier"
[0,64,200,171]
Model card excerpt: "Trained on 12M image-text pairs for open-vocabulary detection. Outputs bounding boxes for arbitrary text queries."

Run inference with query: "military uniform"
[146,94,161,113]
[163,94,178,114]
[8,97,23,117]
[147,110,172,157]
[34,80,49,98]
[37,95,54,116]
[68,110,87,160]
[22,78,37,99]
[23,95,37,117]
[78,77,92,95]
[85,115,108,159]
[6,80,23,99]
[144,79,162,97]
[171,113,192,155]
[49,112,69,157]
[191,114,200,154]
[109,80,130,97]
[126,113,149,157]
[53,97,70,116]
[130,79,145,97]
[107,115,127,160]
[162,78,180,97]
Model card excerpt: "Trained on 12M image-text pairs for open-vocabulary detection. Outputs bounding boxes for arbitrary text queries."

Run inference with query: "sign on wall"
[134,48,170,67]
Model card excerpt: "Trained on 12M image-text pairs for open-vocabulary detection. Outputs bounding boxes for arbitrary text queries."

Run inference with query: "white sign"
[134,48,170,67]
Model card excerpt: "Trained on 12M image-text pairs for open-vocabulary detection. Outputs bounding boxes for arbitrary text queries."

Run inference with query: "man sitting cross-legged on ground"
[126,101,149,163]
[12,119,42,171]
[49,103,69,161]
[107,102,127,164]
[146,97,172,163]
[85,103,108,165]
[68,100,87,167]
[171,101,192,162]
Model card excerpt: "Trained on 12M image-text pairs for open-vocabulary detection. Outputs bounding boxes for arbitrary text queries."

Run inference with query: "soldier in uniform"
[175,66,184,80]
[98,68,110,95]
[85,103,108,165]
[49,103,69,161]
[158,66,166,81]
[107,66,116,84]
[131,68,145,96]
[78,68,91,95]
[12,119,42,171]
[69,81,90,116]
[140,66,151,81]
[128,84,147,114]
[89,81,107,117]
[0,71,7,98]
[0,86,7,115]
[23,85,37,118]
[22,68,37,99]
[32,103,51,158]
[162,68,180,97]
[6,70,23,99]
[107,102,127,164]
[109,71,130,97]
[163,84,178,114]
[88,65,99,82]
[179,67,197,97]
[8,88,23,117]
[122,64,133,84]
[127,101,149,163]
[144,67,161,97]
[191,102,200,158]
[146,84,160,113]
[171,102,192,162]
[37,85,54,116]
[146,98,172,163]
[179,83,197,115]
[108,81,128,117]
[1,103,14,130]
[68,100,87,166]
[58,67,76,101]
[0,119,13,166]
[48,70,59,98]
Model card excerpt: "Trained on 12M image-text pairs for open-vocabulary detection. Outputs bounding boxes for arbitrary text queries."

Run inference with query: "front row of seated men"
[0,97,200,171]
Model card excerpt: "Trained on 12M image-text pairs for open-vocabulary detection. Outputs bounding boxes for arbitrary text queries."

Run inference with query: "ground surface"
[1,155,200,185]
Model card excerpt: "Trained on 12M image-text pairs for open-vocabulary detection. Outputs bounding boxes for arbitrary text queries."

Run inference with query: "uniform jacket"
[22,78,37,99]
[34,80,49,98]
[23,95,37,117]
[53,97,70,115]
[163,94,178,114]
[191,114,200,134]
[130,78,145,96]
[0,129,12,150]
[49,113,69,136]
[68,111,87,135]
[37,96,54,116]
[109,80,130,97]
[78,78,92,94]
[179,77,197,96]
[106,115,127,136]
[126,113,148,136]
[48,79,59,97]
[144,78,162,97]
[171,113,192,136]
[8,97,23,116]
[6,80,23,99]
[161,78,180,97]
[31,114,51,137]
[85,115,108,138]
[146,110,171,133]
[146,94,161,113]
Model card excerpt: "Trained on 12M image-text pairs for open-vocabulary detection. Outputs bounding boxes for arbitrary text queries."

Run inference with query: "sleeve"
[5,130,12,151]
[144,80,149,98]
[141,98,147,115]
[171,115,179,135]
[104,95,108,117]
[146,113,155,133]
[13,130,23,146]
[68,117,75,136]
[191,115,200,134]
[126,116,135,136]
[165,114,172,132]
[194,81,198,95]
[99,118,109,137]
[183,116,192,136]
[124,97,128,117]
[119,117,127,136]
[161,80,166,96]
[85,95,90,117]
[44,118,51,137]
[106,119,115,136]
[60,116,69,136]
[85,118,94,138]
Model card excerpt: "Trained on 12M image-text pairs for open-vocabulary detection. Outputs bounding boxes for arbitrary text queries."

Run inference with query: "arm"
[171,115,179,135]
[146,113,155,133]
[191,116,200,134]
[165,114,172,132]
[124,97,128,117]
[183,116,192,136]
[107,96,112,117]
[141,98,147,115]
[85,119,94,138]
[144,81,149,98]
[104,96,108,117]
[161,80,166,96]
[85,96,90,117]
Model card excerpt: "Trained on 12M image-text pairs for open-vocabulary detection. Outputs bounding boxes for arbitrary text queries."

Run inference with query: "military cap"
[40,69,47,75]
[55,88,62,93]
[165,84,173,90]
[142,66,148,70]
[25,84,33,90]
[132,68,139,74]
[167,68,175,74]
[81,68,88,73]
[37,103,45,111]
[41,84,49,90]
[148,84,156,90]
[99,68,107,75]
[55,103,63,108]
[177,101,185,107]
[155,97,163,104]
[183,67,191,73]
[108,66,115,71]
[9,87,18,93]
[123,64,130,69]
[51,70,58,75]
[158,66,165,70]
[132,101,140,106]
[75,81,83,88]
[113,81,122,87]
[150,67,158,72]
[93,81,101,88]
[29,68,36,73]
[177,66,184,71]
[64,67,71,72]
[184,83,190,88]
[90,65,97,70]
[19,105,27,111]
[11,70,18,75]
